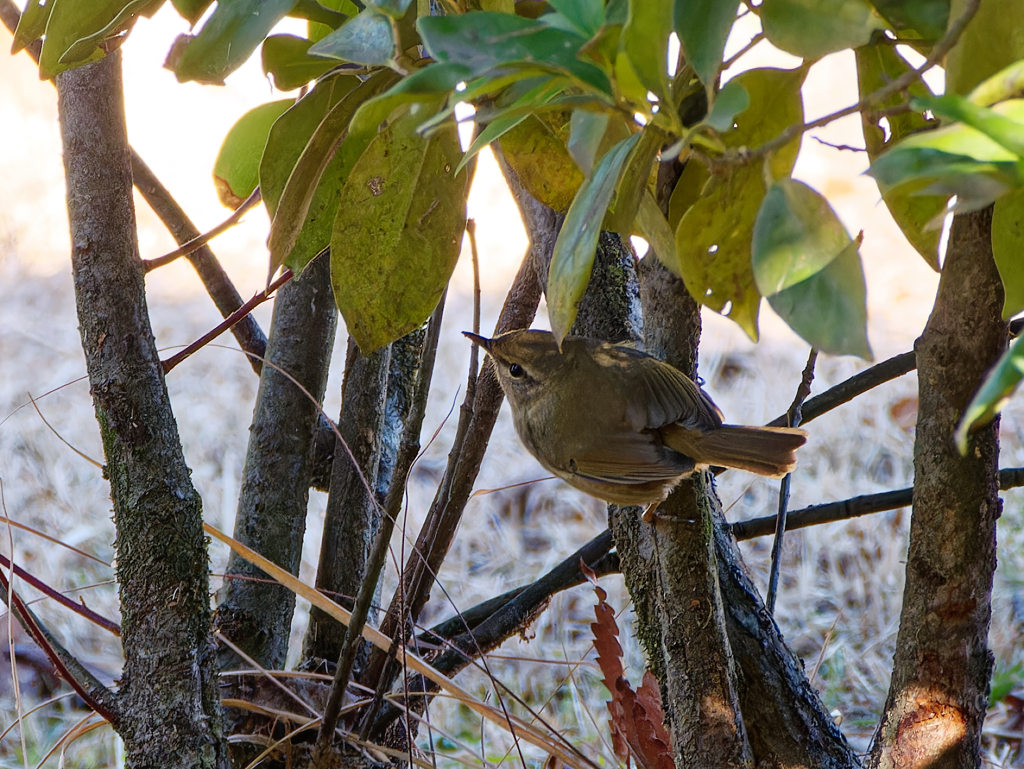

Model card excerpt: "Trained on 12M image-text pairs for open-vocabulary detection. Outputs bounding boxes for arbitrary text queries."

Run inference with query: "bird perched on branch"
[464,329,807,517]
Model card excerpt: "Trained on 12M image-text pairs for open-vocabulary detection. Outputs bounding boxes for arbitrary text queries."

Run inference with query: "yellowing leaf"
[674,67,805,340]
[331,102,471,352]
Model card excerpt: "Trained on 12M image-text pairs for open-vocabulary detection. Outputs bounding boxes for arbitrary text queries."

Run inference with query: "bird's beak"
[462,331,492,351]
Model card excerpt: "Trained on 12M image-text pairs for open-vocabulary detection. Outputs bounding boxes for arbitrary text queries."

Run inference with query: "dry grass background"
[2,5,1024,767]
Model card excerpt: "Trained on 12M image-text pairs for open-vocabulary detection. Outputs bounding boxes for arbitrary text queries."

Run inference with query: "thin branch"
[0,562,120,724]
[161,267,294,373]
[142,187,262,272]
[766,349,817,615]
[767,350,916,428]
[732,465,1024,540]
[713,0,980,167]
[0,3,271,379]
[0,553,121,636]
[315,297,446,752]
[129,153,268,375]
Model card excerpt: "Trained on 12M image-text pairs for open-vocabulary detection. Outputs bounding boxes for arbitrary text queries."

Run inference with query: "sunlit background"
[4,4,1024,766]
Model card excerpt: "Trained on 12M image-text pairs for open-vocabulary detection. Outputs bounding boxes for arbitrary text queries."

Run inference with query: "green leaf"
[12,0,51,54]
[39,0,162,78]
[968,59,1024,108]
[945,0,1024,96]
[262,34,337,91]
[675,67,805,340]
[635,190,680,275]
[869,0,948,39]
[308,7,395,66]
[548,133,641,342]
[768,237,872,358]
[954,333,1024,454]
[674,0,740,86]
[171,0,214,25]
[761,0,886,60]
[705,79,749,132]
[751,179,872,359]
[568,109,612,177]
[869,99,1024,212]
[752,178,852,294]
[993,188,1024,319]
[916,94,1024,158]
[260,74,360,271]
[856,43,945,269]
[269,70,400,273]
[605,126,660,234]
[331,101,471,352]
[213,100,293,209]
[336,68,462,185]
[418,13,612,95]
[548,0,605,37]
[368,0,414,20]
[169,0,297,85]
[623,0,673,103]
[308,0,360,42]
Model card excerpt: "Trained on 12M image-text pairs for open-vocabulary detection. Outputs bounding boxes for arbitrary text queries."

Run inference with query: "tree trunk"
[56,50,226,768]
[216,254,338,673]
[869,206,1003,769]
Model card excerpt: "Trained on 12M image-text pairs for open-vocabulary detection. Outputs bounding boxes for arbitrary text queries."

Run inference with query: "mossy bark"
[57,51,226,768]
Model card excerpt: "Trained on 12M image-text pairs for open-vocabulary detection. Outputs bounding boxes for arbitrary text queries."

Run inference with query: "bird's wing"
[568,432,694,485]
[593,344,724,432]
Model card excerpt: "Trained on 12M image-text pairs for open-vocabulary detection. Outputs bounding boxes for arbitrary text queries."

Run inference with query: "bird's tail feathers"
[663,424,807,479]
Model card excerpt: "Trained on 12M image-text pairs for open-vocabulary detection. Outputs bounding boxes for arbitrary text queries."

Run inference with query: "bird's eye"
[508,363,525,379]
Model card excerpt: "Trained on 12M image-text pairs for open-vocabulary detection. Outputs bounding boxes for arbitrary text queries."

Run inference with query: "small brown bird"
[464,329,807,511]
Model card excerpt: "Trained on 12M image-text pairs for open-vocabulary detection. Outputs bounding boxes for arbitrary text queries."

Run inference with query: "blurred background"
[2,4,1023,766]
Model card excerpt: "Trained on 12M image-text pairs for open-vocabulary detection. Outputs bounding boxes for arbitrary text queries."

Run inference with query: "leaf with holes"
[331,101,471,352]
[856,43,946,269]
[548,133,640,342]
[213,100,293,209]
[268,70,400,274]
[675,67,805,340]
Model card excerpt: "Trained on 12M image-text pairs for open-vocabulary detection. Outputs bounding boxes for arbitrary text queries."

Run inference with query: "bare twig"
[0,561,120,723]
[161,267,295,373]
[0,553,121,636]
[712,0,980,167]
[130,153,268,375]
[766,349,817,615]
[767,350,916,428]
[732,465,1024,540]
[142,187,262,272]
